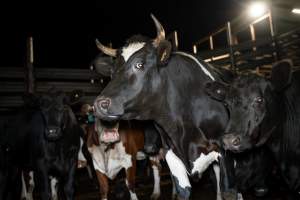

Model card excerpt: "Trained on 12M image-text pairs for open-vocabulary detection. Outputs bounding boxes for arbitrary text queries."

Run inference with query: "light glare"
[249,2,267,18]
[292,8,300,14]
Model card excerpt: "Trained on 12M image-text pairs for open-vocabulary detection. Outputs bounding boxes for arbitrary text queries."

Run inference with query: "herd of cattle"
[0,14,299,200]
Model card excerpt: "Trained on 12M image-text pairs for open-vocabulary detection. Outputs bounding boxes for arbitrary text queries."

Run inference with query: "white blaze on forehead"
[165,149,191,189]
[121,42,146,62]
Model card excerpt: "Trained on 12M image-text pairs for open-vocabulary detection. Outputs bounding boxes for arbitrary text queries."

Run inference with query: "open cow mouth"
[95,119,120,144]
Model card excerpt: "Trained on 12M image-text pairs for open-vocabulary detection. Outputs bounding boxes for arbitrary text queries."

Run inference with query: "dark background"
[0,0,244,68]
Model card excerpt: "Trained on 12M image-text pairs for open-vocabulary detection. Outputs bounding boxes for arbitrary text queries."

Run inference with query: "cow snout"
[222,134,241,150]
[95,98,111,113]
[45,127,62,140]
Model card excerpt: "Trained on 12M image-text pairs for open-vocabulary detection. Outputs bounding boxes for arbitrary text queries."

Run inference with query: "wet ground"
[74,161,295,200]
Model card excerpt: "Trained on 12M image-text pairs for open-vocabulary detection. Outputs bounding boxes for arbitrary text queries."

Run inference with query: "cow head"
[93,14,172,121]
[205,60,293,152]
[38,89,75,141]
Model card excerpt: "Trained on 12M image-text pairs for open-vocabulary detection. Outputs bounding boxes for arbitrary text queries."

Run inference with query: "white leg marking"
[50,176,58,200]
[78,138,86,162]
[237,193,244,200]
[21,171,27,199]
[27,171,34,200]
[126,180,139,200]
[213,164,222,200]
[150,165,160,199]
[191,151,220,176]
[165,150,191,189]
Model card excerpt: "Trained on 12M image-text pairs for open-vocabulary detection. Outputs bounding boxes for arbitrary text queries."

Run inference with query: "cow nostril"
[97,98,111,111]
[232,137,240,146]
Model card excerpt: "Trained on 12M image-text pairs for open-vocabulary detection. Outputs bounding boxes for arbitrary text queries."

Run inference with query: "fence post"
[25,36,35,93]
[226,21,235,71]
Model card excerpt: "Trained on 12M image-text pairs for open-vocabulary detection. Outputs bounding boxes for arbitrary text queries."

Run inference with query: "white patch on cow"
[191,151,220,176]
[213,164,222,200]
[173,51,215,81]
[165,150,191,189]
[151,165,161,199]
[122,42,146,62]
[21,171,35,200]
[89,141,132,179]
[50,176,58,200]
[126,180,139,200]
[78,138,86,162]
[136,151,147,160]
[238,193,244,200]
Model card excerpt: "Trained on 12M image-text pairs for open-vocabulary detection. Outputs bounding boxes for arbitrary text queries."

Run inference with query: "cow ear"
[270,59,293,91]
[205,81,228,101]
[92,55,114,77]
[157,40,172,65]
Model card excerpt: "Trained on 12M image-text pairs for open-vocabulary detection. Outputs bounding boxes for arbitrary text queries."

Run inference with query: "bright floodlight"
[249,2,267,18]
[292,8,300,14]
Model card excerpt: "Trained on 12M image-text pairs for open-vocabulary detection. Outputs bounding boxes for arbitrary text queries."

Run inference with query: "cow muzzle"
[222,134,241,152]
[94,97,122,121]
[45,126,62,141]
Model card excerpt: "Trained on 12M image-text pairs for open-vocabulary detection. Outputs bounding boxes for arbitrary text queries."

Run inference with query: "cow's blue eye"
[134,62,144,70]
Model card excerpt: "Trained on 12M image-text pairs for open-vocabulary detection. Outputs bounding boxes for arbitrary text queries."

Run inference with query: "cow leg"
[219,152,238,200]
[165,150,191,200]
[149,156,161,200]
[96,170,109,200]
[63,163,76,200]
[213,164,222,200]
[34,167,50,200]
[22,171,34,200]
[126,158,138,200]
[50,176,58,200]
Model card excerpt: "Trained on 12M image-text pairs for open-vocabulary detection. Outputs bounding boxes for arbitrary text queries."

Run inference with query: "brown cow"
[85,119,162,200]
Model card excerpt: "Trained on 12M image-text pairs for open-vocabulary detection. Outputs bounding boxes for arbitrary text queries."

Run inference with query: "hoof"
[254,187,268,197]
[222,190,237,200]
[151,193,160,200]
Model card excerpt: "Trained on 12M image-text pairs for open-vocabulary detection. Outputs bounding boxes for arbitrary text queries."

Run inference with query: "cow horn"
[95,39,117,57]
[151,14,165,47]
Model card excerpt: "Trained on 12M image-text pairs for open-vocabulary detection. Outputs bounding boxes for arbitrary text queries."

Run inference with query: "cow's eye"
[134,62,144,70]
[254,96,263,104]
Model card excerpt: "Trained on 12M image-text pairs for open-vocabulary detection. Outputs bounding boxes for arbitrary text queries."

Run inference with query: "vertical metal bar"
[193,45,197,54]
[227,21,235,71]
[26,36,35,93]
[209,36,214,50]
[174,31,179,50]
[269,10,278,61]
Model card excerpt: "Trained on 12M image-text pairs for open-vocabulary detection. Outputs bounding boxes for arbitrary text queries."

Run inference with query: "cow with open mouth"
[93,14,241,200]
[205,60,300,199]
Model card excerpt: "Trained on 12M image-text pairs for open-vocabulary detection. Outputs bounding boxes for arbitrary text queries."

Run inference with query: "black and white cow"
[0,89,81,200]
[205,60,300,199]
[92,15,238,200]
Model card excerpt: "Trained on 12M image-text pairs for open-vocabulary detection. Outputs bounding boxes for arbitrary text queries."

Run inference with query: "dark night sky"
[0,0,244,69]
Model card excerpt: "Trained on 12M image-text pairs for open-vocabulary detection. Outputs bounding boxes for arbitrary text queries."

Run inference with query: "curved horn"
[95,39,117,57]
[151,14,165,47]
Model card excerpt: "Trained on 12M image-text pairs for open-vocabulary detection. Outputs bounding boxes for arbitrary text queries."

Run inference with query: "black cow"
[0,89,81,200]
[92,14,238,200]
[205,60,300,199]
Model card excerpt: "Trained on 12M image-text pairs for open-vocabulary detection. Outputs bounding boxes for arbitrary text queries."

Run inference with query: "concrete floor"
[74,161,295,200]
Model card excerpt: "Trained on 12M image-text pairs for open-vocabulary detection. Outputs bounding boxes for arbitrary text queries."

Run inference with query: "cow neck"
[152,54,216,170]
[267,80,300,155]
